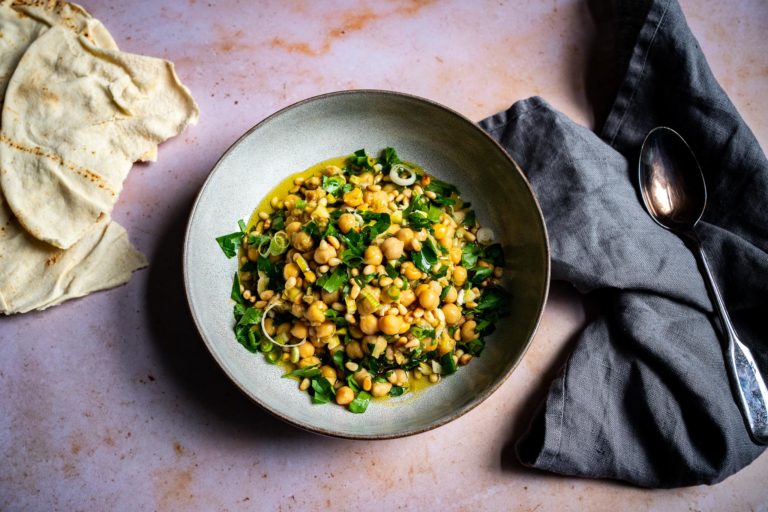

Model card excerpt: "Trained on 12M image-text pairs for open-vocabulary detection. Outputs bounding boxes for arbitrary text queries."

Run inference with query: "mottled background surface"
[2,1,767,510]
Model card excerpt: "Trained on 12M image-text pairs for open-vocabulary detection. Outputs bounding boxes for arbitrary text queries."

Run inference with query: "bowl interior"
[184,91,549,439]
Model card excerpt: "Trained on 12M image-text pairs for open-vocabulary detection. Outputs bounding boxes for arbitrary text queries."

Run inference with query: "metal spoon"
[638,126,768,445]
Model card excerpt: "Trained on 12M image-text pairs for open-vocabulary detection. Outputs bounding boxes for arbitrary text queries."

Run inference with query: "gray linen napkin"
[480,0,767,487]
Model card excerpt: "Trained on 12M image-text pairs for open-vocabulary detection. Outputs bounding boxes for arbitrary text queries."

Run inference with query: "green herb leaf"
[234,324,256,353]
[482,243,505,267]
[236,307,263,328]
[384,262,399,279]
[475,286,509,314]
[431,265,448,279]
[381,147,400,170]
[403,195,432,230]
[412,241,438,273]
[302,220,319,237]
[322,175,346,195]
[338,229,365,267]
[361,212,391,244]
[425,178,459,197]
[427,205,442,223]
[441,353,458,375]
[471,266,493,284]
[389,385,405,397]
[461,244,482,269]
[215,231,243,258]
[311,378,335,404]
[460,338,486,356]
[347,374,361,392]
[332,350,345,370]
[462,210,476,228]
[284,366,321,379]
[349,391,371,414]
[348,149,373,169]
[231,273,243,304]
[257,255,285,292]
[238,219,247,232]
[430,196,456,207]
[271,211,285,231]
[410,325,436,340]
[317,267,348,293]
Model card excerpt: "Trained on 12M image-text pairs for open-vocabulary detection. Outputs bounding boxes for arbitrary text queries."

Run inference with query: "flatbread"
[0,0,117,101]
[0,24,198,249]
[0,1,187,313]
[0,193,147,314]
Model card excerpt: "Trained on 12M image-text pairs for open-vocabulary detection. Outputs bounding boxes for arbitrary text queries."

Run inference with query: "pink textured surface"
[2,1,767,510]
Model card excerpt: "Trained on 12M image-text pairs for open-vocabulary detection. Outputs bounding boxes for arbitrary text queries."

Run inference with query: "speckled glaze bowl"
[184,90,549,439]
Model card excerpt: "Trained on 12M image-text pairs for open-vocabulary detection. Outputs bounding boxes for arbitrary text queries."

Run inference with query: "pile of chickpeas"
[238,161,503,409]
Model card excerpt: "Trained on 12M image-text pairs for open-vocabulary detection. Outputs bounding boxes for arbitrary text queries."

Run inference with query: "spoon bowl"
[639,127,706,232]
[638,126,768,445]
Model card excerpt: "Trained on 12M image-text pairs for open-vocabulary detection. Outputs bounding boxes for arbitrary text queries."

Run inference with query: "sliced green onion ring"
[268,230,289,256]
[389,164,416,186]
[260,302,306,347]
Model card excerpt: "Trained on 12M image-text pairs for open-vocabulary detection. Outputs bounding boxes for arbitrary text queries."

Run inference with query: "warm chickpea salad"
[216,147,509,413]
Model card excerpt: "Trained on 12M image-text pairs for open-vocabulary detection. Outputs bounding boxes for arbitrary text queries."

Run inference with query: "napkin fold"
[480,0,768,487]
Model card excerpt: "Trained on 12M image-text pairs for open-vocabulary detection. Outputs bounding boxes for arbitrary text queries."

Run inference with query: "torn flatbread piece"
[0,193,147,315]
[0,24,198,249]
[0,0,116,101]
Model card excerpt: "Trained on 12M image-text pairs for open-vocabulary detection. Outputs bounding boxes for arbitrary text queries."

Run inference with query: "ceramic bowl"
[184,90,549,439]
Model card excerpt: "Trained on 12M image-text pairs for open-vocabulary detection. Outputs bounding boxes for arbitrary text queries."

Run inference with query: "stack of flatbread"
[0,0,199,314]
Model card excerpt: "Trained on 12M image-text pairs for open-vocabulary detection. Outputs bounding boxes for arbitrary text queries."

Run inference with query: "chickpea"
[414,283,429,297]
[400,262,422,281]
[320,365,337,385]
[316,321,336,338]
[305,301,327,324]
[461,320,479,342]
[336,386,355,405]
[298,342,315,358]
[437,332,455,356]
[381,237,405,261]
[298,356,321,368]
[286,221,302,234]
[379,315,403,336]
[282,263,300,280]
[453,266,468,286]
[360,314,379,335]
[364,245,383,266]
[418,289,440,310]
[396,228,415,246]
[338,213,357,234]
[291,231,314,252]
[432,223,448,239]
[346,341,364,359]
[438,236,453,249]
[314,239,337,264]
[343,187,363,207]
[449,247,462,265]
[441,303,461,325]
[291,321,309,339]
[371,381,393,398]
[399,289,416,307]
[247,246,259,262]
[321,289,339,305]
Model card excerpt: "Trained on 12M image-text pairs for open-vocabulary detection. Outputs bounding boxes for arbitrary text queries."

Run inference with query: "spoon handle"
[688,233,768,444]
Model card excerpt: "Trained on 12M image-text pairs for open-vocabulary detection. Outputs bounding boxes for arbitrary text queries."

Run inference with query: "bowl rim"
[183,89,551,440]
